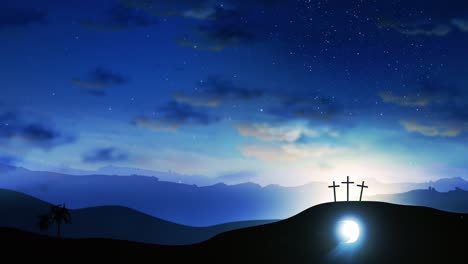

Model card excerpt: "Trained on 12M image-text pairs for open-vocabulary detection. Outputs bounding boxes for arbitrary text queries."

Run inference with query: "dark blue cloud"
[83,147,129,163]
[380,77,468,137]
[73,68,127,95]
[176,75,342,126]
[121,0,213,19]
[198,22,255,46]
[141,1,280,50]
[177,6,257,51]
[82,4,156,31]
[377,1,468,36]
[0,111,75,149]
[269,95,340,123]
[175,76,263,107]
[21,124,60,142]
[380,77,463,108]
[0,5,46,28]
[133,101,220,131]
[382,77,466,109]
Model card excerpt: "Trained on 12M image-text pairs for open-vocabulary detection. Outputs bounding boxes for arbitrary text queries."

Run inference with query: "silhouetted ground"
[2,202,467,263]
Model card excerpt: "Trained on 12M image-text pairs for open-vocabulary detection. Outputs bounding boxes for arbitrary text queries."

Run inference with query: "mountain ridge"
[0,188,274,245]
[1,163,467,225]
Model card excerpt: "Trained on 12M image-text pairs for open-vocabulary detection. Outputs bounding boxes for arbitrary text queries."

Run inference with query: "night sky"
[2,0,468,186]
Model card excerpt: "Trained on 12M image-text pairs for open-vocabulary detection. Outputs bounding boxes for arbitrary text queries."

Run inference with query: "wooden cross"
[357,181,368,201]
[328,181,340,202]
[341,176,354,201]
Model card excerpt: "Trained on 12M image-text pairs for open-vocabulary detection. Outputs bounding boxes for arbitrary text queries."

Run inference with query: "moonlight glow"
[338,220,360,244]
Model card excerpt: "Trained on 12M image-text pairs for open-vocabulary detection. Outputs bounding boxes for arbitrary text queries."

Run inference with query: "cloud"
[0,111,75,150]
[452,17,468,31]
[0,6,46,28]
[82,4,156,31]
[381,78,468,137]
[176,78,341,127]
[379,79,460,108]
[240,143,342,161]
[269,94,340,123]
[133,101,220,131]
[20,124,62,143]
[178,24,255,51]
[183,7,217,20]
[176,77,341,126]
[182,20,256,51]
[73,68,127,95]
[120,0,205,12]
[120,0,230,21]
[176,5,256,51]
[174,76,263,107]
[235,122,338,143]
[130,1,265,50]
[379,91,431,107]
[379,13,468,36]
[393,23,452,37]
[400,120,463,137]
[199,23,255,47]
[82,147,129,163]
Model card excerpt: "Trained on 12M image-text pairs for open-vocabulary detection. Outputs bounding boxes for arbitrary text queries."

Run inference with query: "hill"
[1,202,466,263]
[0,189,273,245]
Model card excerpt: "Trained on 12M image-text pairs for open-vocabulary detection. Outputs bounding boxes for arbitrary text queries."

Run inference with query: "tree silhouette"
[38,204,71,238]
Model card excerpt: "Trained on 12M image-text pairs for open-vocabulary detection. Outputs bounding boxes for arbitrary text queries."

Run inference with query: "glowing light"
[338,220,360,244]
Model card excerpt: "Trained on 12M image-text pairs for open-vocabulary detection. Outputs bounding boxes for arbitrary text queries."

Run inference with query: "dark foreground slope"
[2,202,467,263]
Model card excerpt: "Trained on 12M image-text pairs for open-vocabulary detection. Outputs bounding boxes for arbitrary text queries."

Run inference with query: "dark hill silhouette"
[0,189,274,245]
[197,202,468,263]
[1,202,466,263]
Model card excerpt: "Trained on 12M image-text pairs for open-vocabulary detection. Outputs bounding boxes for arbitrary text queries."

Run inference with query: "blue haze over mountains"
[1,163,468,226]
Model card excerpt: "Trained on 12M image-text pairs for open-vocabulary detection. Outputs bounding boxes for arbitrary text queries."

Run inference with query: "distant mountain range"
[1,163,467,225]
[372,187,468,213]
[0,164,328,225]
[28,165,223,186]
[362,176,468,193]
[0,188,274,245]
[33,164,468,191]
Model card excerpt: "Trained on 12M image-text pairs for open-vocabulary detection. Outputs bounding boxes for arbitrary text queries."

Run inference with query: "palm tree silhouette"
[38,204,71,238]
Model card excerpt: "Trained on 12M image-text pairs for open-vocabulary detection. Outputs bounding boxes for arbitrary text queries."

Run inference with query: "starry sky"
[1,0,468,186]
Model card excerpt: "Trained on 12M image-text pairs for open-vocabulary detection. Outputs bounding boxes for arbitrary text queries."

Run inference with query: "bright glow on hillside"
[338,220,360,244]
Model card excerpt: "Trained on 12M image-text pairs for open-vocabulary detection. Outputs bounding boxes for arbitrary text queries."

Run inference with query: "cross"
[357,181,368,201]
[328,181,340,202]
[341,176,354,201]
